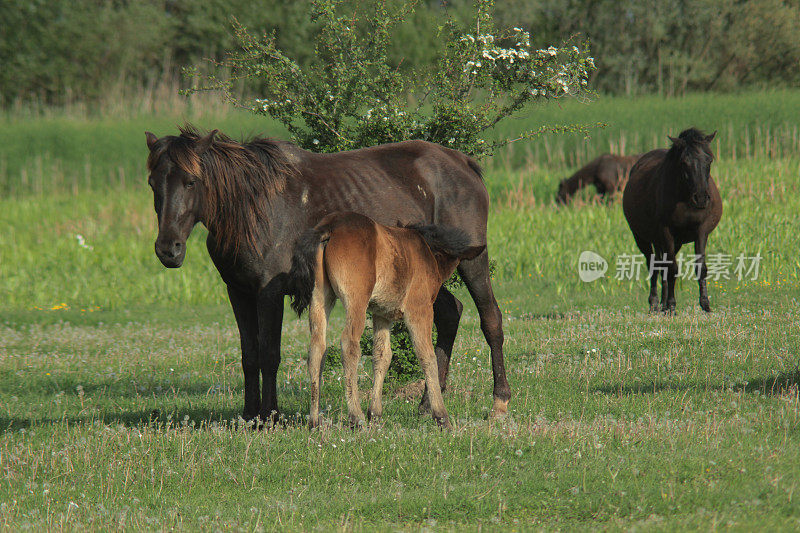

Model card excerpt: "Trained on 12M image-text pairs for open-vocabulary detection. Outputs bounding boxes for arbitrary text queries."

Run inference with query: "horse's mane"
[667,128,714,163]
[148,124,297,255]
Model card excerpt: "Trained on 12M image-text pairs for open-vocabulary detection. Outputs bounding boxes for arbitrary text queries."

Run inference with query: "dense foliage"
[2,0,798,107]
[187,0,594,157]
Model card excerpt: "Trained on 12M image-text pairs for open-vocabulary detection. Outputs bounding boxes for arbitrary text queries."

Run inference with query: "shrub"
[187,0,593,381]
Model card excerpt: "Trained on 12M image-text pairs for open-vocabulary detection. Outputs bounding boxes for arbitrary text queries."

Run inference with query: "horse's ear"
[145,131,158,150]
[195,129,218,154]
[460,244,486,261]
[668,135,684,149]
[705,131,717,143]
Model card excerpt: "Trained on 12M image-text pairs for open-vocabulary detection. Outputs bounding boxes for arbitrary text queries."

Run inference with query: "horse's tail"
[407,224,486,260]
[288,227,330,316]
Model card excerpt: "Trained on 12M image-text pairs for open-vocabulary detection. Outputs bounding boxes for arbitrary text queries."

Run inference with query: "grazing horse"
[623,128,722,313]
[288,212,485,429]
[144,125,511,424]
[556,153,640,204]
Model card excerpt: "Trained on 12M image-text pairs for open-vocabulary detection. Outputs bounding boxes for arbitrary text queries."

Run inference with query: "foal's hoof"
[348,415,367,429]
[489,397,509,419]
[699,298,712,313]
[434,415,452,430]
[648,298,660,313]
[418,395,432,415]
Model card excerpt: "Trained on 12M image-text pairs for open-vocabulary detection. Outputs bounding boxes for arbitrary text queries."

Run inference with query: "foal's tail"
[288,227,329,316]
[407,224,486,260]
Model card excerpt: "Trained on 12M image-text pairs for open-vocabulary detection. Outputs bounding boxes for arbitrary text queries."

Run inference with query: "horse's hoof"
[257,409,282,429]
[699,299,711,313]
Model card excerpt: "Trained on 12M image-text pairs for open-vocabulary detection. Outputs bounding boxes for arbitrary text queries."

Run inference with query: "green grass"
[2,91,800,530]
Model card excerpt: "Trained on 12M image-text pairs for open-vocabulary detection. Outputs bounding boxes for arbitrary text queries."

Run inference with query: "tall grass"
[1,90,799,197]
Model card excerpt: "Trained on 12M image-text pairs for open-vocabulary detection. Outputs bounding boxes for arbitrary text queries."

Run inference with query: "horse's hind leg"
[367,315,393,423]
[405,307,451,429]
[307,284,334,429]
[341,299,368,427]
[634,237,659,312]
[420,287,463,415]
[458,250,511,417]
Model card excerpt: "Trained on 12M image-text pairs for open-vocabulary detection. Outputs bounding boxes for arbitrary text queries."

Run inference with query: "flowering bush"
[186,0,596,158]
[187,0,595,381]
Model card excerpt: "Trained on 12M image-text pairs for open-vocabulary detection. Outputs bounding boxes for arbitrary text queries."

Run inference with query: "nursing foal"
[288,212,484,429]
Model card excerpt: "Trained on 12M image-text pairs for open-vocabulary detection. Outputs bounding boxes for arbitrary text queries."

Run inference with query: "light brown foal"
[288,212,484,429]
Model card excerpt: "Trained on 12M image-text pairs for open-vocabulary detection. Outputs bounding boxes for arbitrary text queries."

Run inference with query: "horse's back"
[623,149,667,240]
[297,141,489,243]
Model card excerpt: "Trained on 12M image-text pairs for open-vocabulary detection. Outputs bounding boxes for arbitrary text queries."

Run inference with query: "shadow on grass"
[0,405,312,433]
[594,368,800,397]
[735,368,800,395]
[592,379,712,395]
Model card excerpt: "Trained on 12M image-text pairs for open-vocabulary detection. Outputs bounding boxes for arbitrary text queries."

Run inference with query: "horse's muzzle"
[690,192,711,210]
[155,240,186,268]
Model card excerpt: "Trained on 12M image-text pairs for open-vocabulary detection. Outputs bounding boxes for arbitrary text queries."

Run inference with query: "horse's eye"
[186,179,197,189]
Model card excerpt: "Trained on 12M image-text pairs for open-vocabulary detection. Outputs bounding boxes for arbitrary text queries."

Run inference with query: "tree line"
[1,0,798,107]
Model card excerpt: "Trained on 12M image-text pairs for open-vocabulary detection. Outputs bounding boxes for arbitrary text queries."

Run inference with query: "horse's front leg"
[257,290,285,425]
[227,285,260,421]
[663,241,680,314]
[695,233,711,312]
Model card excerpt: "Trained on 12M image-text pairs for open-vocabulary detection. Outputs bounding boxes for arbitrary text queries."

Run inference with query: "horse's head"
[667,129,716,209]
[145,129,217,268]
[555,179,569,204]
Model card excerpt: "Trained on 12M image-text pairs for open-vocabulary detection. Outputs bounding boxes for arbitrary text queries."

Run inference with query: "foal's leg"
[420,287,463,414]
[458,251,511,417]
[308,286,334,429]
[341,299,368,427]
[406,308,451,429]
[367,315,393,422]
[695,233,711,312]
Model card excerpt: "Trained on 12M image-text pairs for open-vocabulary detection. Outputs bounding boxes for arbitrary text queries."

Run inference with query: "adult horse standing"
[622,128,722,313]
[144,126,511,423]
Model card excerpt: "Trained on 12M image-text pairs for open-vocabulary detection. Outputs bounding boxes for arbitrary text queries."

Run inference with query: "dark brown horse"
[144,126,510,424]
[623,128,722,313]
[556,153,640,204]
[288,212,485,429]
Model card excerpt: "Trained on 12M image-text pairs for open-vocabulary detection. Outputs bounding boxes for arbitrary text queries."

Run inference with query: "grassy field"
[1,91,800,530]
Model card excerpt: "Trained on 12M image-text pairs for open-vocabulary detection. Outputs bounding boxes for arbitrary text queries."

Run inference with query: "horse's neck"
[566,167,594,191]
[658,158,688,201]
